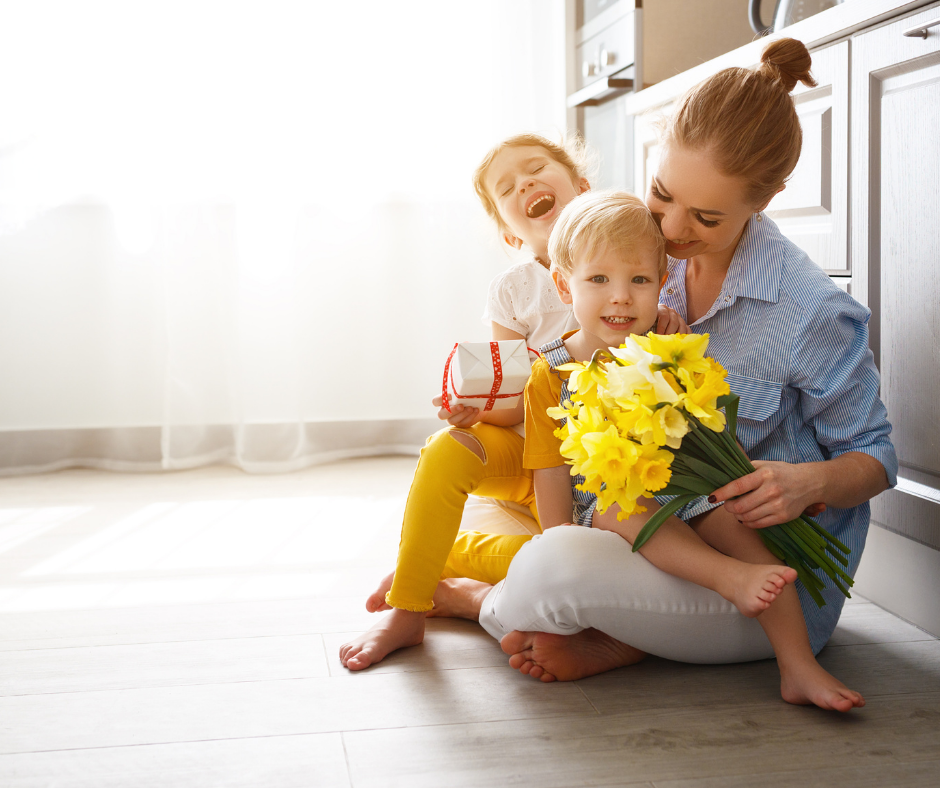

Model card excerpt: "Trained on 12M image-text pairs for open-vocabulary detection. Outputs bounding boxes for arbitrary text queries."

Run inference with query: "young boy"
[525,190,797,617]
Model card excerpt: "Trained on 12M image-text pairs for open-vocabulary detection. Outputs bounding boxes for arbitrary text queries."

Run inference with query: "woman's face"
[646,143,762,270]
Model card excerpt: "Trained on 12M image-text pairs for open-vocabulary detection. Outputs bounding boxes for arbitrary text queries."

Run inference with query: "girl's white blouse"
[481,258,579,352]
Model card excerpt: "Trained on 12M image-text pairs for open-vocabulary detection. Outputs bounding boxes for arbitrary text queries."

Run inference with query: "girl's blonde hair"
[472,133,594,234]
[548,190,666,279]
[662,38,817,207]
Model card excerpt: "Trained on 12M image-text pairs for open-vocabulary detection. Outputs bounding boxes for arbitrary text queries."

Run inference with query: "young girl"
[339,134,683,671]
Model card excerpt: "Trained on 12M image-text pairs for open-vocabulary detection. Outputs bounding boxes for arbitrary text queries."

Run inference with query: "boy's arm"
[533,465,575,529]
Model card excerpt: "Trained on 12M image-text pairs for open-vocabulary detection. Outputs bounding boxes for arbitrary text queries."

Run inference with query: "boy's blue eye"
[632,276,650,284]
[591,275,608,283]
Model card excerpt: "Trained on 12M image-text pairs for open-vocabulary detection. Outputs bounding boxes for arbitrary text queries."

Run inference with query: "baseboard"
[0,419,440,476]
[854,523,940,638]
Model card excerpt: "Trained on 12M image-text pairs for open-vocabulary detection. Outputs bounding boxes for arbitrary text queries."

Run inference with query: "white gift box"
[442,340,532,412]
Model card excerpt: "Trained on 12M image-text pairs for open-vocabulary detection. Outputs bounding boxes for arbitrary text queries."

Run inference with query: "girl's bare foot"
[500,629,645,682]
[339,608,426,671]
[779,657,866,712]
[723,564,798,618]
[426,577,492,621]
[365,570,395,612]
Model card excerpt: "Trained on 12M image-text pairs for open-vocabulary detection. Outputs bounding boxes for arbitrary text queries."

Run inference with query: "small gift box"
[442,340,532,412]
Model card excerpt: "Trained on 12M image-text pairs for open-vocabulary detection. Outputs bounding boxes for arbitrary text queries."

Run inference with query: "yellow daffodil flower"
[640,332,712,375]
[678,366,730,431]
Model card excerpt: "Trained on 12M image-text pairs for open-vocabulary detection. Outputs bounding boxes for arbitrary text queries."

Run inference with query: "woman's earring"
[756,212,763,222]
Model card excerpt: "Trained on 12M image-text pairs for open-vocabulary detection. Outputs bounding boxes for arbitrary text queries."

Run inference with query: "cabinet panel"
[631,41,848,277]
[852,3,940,550]
[764,41,849,275]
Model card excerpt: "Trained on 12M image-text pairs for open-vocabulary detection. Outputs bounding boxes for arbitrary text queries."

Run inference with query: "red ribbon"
[442,341,527,413]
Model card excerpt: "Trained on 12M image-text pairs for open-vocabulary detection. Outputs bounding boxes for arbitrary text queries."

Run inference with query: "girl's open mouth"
[526,193,556,218]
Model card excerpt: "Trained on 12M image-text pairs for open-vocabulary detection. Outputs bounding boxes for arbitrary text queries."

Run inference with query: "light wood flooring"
[0,457,938,787]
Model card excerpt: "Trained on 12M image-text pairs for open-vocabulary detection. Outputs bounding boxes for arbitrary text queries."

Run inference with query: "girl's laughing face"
[484,145,589,264]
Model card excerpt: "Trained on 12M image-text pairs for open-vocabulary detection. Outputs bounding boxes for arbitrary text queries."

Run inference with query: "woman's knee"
[507,527,626,593]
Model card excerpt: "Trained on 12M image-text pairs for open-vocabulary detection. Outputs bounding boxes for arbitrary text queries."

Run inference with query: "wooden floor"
[0,458,938,787]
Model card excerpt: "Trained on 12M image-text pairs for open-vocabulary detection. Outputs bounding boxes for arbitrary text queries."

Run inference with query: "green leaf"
[632,494,697,553]
[716,392,740,441]
[660,474,716,497]
[672,453,733,489]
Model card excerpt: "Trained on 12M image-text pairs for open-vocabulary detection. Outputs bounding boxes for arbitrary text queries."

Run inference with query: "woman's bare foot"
[500,629,645,682]
[722,564,798,618]
[365,570,395,612]
[426,577,492,621]
[339,608,426,671]
[779,657,866,712]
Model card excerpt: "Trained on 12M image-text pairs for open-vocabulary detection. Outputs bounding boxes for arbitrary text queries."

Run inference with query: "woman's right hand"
[432,395,482,428]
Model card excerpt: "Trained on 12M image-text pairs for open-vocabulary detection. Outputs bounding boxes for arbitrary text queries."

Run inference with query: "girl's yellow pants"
[385,423,539,612]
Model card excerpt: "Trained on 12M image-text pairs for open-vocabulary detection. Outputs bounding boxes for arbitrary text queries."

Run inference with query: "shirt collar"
[726,213,783,304]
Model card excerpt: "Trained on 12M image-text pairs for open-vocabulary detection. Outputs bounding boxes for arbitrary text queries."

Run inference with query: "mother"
[438,38,897,710]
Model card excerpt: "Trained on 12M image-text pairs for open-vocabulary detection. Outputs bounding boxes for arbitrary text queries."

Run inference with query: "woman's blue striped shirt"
[659,213,898,653]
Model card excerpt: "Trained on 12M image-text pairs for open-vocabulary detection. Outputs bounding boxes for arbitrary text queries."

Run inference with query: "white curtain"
[0,0,568,473]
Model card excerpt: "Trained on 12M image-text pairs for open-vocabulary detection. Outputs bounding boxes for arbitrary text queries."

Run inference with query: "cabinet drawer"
[576,11,635,91]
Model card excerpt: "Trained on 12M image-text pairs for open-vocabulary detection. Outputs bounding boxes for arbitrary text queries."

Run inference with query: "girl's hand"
[656,304,690,335]
[708,460,825,529]
[432,395,482,428]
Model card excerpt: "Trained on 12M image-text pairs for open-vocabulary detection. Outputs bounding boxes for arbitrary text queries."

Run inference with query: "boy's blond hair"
[472,132,594,235]
[548,190,666,279]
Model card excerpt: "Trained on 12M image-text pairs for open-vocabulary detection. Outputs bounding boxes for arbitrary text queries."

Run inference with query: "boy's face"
[554,240,662,350]
[484,145,588,262]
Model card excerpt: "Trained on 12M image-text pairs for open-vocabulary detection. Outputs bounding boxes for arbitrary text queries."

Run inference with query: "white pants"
[479,526,776,664]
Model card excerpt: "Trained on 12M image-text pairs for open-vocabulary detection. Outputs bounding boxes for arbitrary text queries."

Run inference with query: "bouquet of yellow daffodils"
[551,333,852,607]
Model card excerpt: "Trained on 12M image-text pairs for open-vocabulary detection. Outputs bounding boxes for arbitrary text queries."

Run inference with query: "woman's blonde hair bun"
[758,38,817,93]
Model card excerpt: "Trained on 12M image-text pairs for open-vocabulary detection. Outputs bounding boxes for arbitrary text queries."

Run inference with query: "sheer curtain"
[0,0,568,473]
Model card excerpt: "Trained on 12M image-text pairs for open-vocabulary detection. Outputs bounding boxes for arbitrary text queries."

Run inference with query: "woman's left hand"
[708,460,824,529]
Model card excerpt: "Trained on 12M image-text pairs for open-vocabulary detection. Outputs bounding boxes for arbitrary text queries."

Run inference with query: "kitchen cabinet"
[567,1,755,191]
[622,0,940,636]
[764,40,849,276]
[850,2,940,634]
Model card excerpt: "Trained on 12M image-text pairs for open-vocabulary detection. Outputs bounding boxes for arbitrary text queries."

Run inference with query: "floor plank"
[0,733,351,788]
[0,634,329,697]
[0,666,596,754]
[343,692,940,788]
[574,639,940,715]
[828,601,935,646]
[0,595,379,651]
[653,760,940,788]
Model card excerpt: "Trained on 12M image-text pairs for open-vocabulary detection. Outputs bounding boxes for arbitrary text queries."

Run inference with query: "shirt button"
[667,288,674,295]
[725,296,731,301]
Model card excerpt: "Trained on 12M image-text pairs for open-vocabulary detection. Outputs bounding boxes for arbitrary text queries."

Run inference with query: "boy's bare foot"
[426,577,492,621]
[365,570,395,612]
[339,608,426,671]
[779,657,866,712]
[501,629,645,682]
[723,564,798,618]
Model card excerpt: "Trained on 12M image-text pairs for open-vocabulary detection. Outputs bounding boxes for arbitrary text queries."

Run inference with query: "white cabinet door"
[764,41,849,276]
[632,41,849,278]
[852,3,940,552]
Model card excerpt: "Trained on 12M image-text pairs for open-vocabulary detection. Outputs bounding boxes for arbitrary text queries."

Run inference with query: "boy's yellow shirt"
[523,331,581,471]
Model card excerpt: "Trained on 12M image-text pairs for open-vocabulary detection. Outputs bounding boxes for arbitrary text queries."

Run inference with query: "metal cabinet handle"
[903,18,940,38]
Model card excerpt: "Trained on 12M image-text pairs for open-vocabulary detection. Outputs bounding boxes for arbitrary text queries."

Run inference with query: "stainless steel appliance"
[749,0,845,34]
